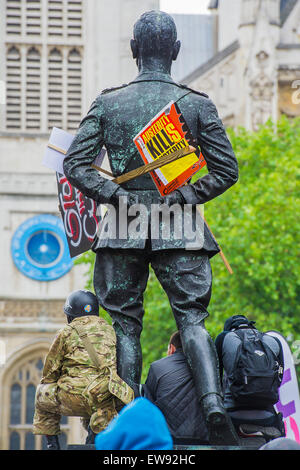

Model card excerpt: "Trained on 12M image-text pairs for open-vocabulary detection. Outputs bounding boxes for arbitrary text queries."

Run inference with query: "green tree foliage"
[75,116,300,381]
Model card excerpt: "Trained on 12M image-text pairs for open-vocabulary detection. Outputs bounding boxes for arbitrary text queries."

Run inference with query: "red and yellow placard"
[134,101,206,196]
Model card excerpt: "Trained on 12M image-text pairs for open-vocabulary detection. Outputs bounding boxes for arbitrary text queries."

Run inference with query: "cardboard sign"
[56,173,100,258]
[43,127,107,257]
[134,101,206,196]
[267,331,300,442]
[43,127,107,176]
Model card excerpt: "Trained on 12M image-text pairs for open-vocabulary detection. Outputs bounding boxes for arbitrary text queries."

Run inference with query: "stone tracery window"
[4,0,84,133]
[25,47,41,131]
[6,352,70,450]
[47,46,82,132]
[48,48,64,130]
[67,48,82,132]
[6,46,22,130]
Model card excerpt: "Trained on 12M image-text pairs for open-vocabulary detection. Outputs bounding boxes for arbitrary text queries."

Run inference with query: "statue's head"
[131,10,181,68]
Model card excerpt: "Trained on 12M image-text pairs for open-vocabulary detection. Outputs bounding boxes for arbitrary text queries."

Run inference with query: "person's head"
[167,331,182,356]
[259,437,300,451]
[63,290,99,324]
[95,398,173,450]
[131,10,181,71]
[224,315,256,332]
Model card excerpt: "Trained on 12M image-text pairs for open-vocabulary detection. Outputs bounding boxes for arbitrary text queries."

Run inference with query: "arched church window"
[4,0,84,134]
[10,383,21,425]
[6,353,70,450]
[6,46,21,130]
[67,48,82,132]
[60,432,68,449]
[48,48,64,131]
[25,432,35,450]
[26,47,41,131]
[26,384,36,424]
[9,431,20,450]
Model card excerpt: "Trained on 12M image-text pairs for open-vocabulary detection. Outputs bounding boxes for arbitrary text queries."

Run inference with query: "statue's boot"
[180,323,240,447]
[201,393,240,446]
[114,324,143,386]
[46,435,60,450]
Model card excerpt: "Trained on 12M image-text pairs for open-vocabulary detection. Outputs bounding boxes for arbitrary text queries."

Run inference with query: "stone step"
[67,442,260,451]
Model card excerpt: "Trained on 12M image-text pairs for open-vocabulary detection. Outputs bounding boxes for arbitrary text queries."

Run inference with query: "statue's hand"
[159,190,184,206]
[111,187,139,206]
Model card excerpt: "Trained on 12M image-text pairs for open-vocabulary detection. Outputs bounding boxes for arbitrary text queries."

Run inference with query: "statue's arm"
[177,98,239,205]
[63,98,120,204]
[40,330,66,384]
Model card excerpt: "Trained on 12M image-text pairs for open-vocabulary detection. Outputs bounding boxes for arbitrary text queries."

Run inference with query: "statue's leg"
[93,248,149,386]
[151,250,240,446]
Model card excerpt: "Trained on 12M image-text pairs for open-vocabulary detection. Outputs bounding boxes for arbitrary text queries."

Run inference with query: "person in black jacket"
[142,332,209,443]
[215,315,285,443]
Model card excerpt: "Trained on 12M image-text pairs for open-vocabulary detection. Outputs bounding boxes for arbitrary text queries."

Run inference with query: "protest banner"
[134,101,206,196]
[267,331,300,443]
[56,173,100,258]
[43,128,103,258]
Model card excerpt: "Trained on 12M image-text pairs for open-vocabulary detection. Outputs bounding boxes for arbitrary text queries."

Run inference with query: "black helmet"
[224,315,256,331]
[63,290,99,319]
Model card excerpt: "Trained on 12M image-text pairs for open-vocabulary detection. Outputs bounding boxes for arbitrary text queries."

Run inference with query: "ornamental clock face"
[11,215,73,282]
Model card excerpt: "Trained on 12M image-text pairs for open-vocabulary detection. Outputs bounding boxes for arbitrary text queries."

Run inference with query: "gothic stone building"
[0,0,299,451]
[0,0,159,450]
[184,0,300,129]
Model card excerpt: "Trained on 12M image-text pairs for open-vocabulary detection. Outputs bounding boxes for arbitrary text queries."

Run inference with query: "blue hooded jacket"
[95,398,173,450]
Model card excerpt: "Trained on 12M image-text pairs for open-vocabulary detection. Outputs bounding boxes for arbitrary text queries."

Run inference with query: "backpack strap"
[71,323,103,370]
[233,329,247,341]
[233,327,261,339]
[71,323,134,405]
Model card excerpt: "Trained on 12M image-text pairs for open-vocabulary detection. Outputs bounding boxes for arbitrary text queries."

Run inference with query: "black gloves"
[160,190,184,206]
[108,187,184,207]
[110,187,139,206]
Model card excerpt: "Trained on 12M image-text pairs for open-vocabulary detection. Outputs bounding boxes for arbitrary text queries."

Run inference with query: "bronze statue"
[64,11,239,446]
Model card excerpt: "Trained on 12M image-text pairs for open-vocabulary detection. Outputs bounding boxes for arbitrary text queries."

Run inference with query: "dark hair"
[133,10,177,57]
[169,331,182,350]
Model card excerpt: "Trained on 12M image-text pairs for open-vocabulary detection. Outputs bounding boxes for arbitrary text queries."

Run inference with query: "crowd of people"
[31,289,300,451]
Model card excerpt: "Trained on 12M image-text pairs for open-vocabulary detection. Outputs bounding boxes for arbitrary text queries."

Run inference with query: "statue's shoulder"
[100,83,129,95]
[178,83,209,99]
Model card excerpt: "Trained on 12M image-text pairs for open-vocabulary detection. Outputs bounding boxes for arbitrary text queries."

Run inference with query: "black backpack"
[230,329,283,407]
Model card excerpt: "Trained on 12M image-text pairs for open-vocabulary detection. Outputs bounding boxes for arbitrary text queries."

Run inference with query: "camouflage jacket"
[41,316,132,403]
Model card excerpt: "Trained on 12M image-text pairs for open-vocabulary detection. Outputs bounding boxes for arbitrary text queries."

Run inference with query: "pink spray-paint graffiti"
[276,368,300,443]
[56,174,100,257]
[269,330,300,444]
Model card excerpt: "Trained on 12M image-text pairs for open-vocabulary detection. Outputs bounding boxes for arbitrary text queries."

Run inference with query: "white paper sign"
[43,127,107,175]
[43,127,74,174]
[267,331,300,443]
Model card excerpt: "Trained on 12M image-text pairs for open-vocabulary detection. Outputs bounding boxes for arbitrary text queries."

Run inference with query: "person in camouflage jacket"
[33,290,134,450]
